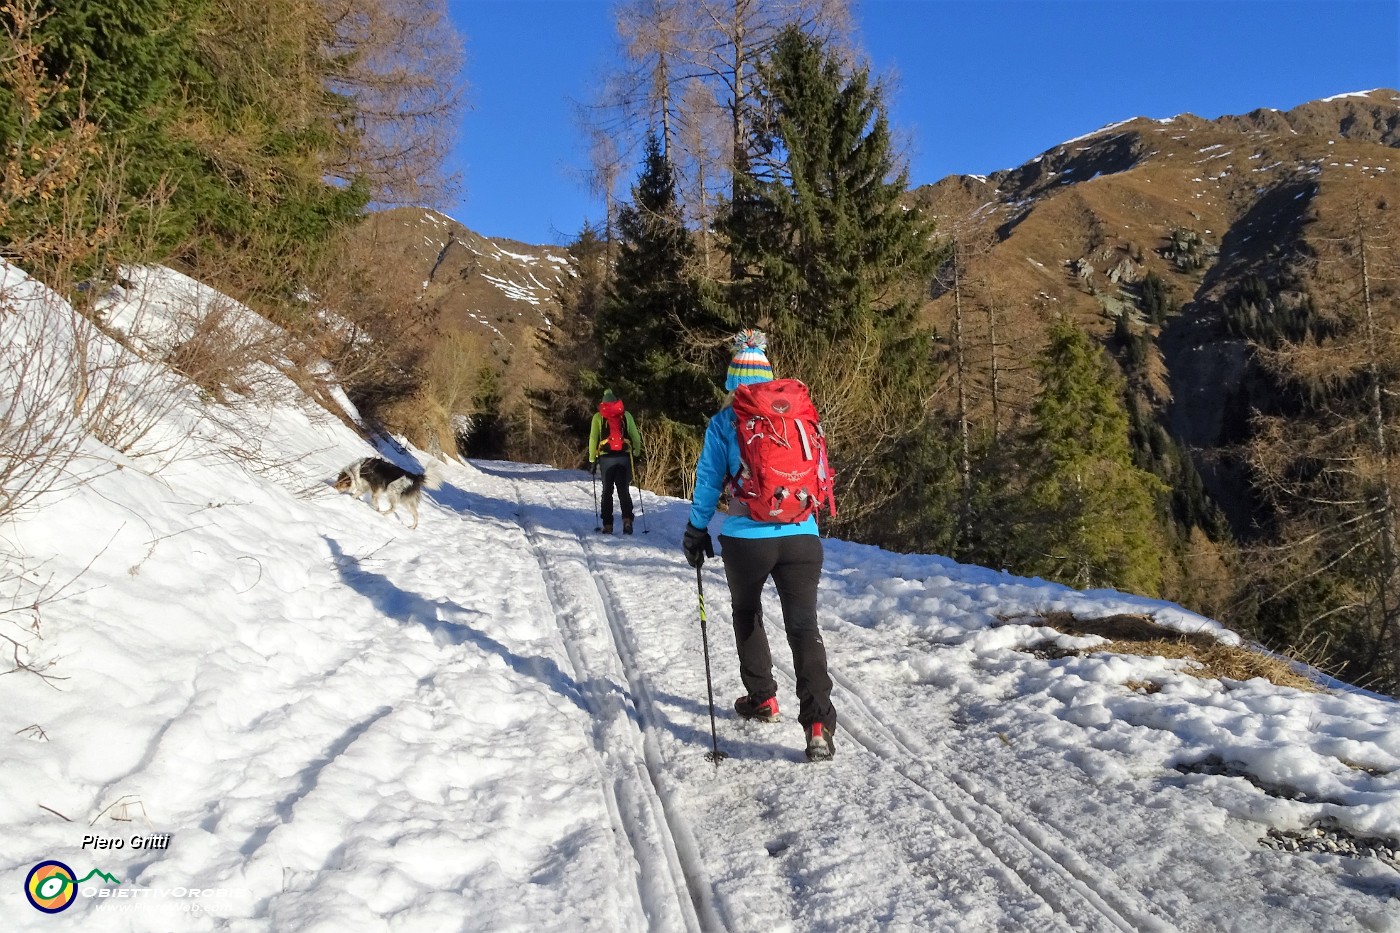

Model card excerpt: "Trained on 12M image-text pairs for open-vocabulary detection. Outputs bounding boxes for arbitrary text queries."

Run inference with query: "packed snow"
[2,263,1399,932]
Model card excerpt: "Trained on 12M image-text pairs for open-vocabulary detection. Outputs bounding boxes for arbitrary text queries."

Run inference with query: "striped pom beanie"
[725,328,773,391]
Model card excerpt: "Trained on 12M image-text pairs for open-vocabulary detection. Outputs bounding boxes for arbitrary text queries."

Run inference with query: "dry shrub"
[165,298,287,404]
[1017,611,1319,691]
[774,317,945,534]
[1162,526,1238,622]
[300,220,439,422]
[83,331,190,458]
[0,289,92,517]
[634,415,703,499]
[371,331,495,459]
[518,417,584,474]
[378,387,453,458]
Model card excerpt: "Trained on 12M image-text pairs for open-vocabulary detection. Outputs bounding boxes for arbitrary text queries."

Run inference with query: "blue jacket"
[688,405,819,539]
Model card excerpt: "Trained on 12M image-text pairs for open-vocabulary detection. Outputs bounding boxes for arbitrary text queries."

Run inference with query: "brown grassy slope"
[913,90,1400,445]
[348,207,574,419]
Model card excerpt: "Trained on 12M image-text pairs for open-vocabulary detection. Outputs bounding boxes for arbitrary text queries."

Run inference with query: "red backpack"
[599,399,629,452]
[730,379,836,523]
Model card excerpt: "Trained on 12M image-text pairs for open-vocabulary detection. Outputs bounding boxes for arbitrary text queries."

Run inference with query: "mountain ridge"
[912,87,1400,537]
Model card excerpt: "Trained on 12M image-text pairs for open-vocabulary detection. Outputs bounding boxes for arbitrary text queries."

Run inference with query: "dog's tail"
[422,460,445,491]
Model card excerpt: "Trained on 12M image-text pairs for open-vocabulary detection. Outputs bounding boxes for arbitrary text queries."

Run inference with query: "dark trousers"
[598,453,633,522]
[719,534,835,731]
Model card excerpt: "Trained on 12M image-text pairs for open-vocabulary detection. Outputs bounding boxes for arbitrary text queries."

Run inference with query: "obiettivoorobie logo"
[24,860,121,913]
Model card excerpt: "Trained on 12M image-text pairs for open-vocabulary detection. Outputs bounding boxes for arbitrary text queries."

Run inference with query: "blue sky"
[445,0,1399,245]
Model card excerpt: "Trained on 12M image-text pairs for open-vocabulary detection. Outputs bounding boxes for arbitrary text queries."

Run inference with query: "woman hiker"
[681,330,837,762]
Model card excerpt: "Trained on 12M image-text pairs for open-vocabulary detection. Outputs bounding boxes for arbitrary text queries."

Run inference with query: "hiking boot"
[805,722,835,762]
[622,516,634,535]
[600,521,613,534]
[734,694,780,722]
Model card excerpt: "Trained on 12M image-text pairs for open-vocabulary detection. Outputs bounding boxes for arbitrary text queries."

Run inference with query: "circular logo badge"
[25,860,77,913]
[772,399,791,414]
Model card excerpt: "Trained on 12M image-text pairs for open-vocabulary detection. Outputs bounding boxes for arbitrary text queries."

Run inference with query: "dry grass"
[1015,611,1319,692]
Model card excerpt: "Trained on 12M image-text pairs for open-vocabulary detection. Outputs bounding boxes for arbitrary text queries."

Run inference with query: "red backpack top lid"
[730,379,835,523]
[599,399,628,452]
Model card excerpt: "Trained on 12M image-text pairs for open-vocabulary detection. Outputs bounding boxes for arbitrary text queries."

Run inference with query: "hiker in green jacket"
[588,389,643,534]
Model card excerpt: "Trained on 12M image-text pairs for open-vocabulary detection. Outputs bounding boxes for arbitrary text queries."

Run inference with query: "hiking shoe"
[601,521,613,534]
[623,516,634,535]
[734,694,780,722]
[805,722,835,762]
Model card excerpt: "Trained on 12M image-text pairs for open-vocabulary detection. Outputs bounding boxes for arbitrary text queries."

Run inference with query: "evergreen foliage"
[1221,273,1324,345]
[1126,400,1225,538]
[540,222,612,456]
[0,0,406,301]
[1138,271,1169,324]
[0,0,201,276]
[460,365,507,459]
[19,0,192,128]
[1015,320,1166,596]
[1164,227,1209,272]
[723,26,934,349]
[597,134,727,428]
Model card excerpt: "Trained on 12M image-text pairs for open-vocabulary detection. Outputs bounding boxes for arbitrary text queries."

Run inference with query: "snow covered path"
[6,439,1400,932]
[465,461,1106,933]
[411,460,1395,933]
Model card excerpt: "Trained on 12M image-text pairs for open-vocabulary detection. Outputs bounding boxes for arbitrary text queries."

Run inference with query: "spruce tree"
[597,133,725,427]
[0,0,198,274]
[1018,320,1165,596]
[540,222,610,455]
[723,25,934,351]
[24,0,192,127]
[0,0,370,292]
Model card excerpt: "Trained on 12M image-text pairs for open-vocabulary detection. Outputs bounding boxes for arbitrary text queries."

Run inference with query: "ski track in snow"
[503,470,717,932]
[493,461,1172,933]
[824,667,1172,933]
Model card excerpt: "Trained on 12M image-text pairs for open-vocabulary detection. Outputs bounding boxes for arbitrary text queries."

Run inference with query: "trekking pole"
[591,465,601,531]
[631,452,649,533]
[696,563,727,765]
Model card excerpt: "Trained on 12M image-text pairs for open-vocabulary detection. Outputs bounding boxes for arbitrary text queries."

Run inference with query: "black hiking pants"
[719,533,836,732]
[598,452,633,523]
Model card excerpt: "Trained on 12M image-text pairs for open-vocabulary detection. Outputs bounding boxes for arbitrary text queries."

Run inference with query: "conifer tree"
[724,25,934,350]
[1017,320,1165,596]
[0,0,197,277]
[539,222,610,453]
[597,133,725,428]
[585,0,853,259]
[2,0,463,304]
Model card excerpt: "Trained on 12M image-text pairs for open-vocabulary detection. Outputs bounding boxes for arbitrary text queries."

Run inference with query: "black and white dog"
[333,457,441,529]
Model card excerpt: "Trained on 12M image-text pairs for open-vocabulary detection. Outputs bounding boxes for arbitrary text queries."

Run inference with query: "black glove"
[589,460,598,475]
[682,523,713,568]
